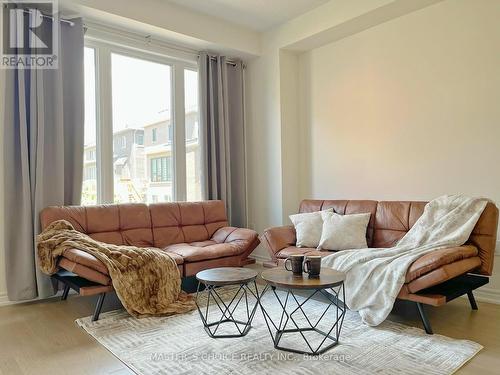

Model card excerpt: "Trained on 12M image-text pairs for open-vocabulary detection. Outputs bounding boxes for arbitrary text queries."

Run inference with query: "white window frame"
[84,35,197,204]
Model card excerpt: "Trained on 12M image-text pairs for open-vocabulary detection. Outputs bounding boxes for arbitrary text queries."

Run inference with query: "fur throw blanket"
[37,220,196,318]
[322,195,487,326]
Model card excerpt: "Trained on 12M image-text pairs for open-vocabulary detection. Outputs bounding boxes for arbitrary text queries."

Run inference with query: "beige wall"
[299,0,500,205]
[297,0,500,296]
[245,0,408,260]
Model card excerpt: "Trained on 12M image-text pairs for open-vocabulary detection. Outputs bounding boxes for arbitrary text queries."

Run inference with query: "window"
[150,156,172,182]
[84,165,97,180]
[111,53,173,203]
[85,149,96,161]
[136,132,144,145]
[167,125,173,144]
[82,47,98,206]
[185,69,202,201]
[82,39,199,205]
[115,135,127,149]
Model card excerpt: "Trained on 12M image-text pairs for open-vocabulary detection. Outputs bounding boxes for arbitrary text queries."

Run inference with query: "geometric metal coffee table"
[195,267,260,338]
[259,267,346,355]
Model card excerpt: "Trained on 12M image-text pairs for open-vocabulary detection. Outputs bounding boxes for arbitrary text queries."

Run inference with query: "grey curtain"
[198,53,247,227]
[2,18,85,300]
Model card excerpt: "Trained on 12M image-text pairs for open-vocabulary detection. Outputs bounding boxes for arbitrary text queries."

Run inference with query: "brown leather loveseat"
[261,199,498,334]
[40,200,259,320]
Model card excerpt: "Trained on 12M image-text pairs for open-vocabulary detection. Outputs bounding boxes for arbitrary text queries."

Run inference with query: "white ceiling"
[165,0,329,31]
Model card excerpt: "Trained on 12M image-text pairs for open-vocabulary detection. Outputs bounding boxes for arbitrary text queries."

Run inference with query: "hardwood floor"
[1,265,499,375]
[388,298,500,375]
[0,292,132,375]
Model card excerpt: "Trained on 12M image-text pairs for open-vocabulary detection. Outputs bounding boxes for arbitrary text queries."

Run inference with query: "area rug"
[76,287,481,374]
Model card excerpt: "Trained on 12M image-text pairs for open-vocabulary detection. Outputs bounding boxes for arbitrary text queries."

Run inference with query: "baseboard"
[0,289,77,307]
[473,287,500,305]
[249,253,271,265]
[0,293,9,307]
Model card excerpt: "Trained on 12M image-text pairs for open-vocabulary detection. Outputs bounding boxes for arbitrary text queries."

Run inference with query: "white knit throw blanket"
[321,195,487,326]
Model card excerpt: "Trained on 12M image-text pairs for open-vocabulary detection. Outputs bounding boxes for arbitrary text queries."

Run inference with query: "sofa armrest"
[405,245,479,283]
[211,226,260,261]
[62,248,109,275]
[212,227,258,244]
[260,225,296,261]
[58,257,111,286]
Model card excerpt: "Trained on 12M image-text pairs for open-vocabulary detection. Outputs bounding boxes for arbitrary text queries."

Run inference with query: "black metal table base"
[195,281,260,338]
[259,283,346,355]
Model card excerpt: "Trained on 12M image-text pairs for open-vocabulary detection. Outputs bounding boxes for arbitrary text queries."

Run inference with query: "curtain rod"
[207,56,238,67]
[2,5,75,26]
[83,21,244,68]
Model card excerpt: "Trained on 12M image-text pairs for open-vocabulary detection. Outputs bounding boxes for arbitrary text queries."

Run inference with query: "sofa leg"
[416,302,433,334]
[467,291,478,310]
[61,284,71,301]
[92,293,106,322]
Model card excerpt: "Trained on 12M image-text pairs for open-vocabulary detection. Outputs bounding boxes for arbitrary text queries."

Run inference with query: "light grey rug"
[76,287,481,375]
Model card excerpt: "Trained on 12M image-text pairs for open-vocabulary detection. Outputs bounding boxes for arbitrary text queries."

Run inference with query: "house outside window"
[84,165,96,180]
[136,133,144,145]
[152,128,158,143]
[86,149,96,161]
[167,125,173,144]
[150,156,172,182]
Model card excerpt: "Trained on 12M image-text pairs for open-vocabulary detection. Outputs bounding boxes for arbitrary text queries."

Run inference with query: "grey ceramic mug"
[304,255,321,278]
[284,254,305,276]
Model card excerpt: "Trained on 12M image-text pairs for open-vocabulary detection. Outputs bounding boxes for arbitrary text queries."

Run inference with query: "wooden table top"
[196,267,259,286]
[260,268,345,289]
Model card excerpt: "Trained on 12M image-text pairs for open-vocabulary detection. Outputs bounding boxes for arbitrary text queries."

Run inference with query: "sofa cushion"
[162,251,184,265]
[86,205,121,233]
[118,205,154,246]
[63,248,109,274]
[149,201,229,248]
[318,212,371,251]
[261,225,296,257]
[165,242,243,262]
[40,205,87,232]
[372,201,427,248]
[40,201,230,249]
[276,248,332,261]
[289,210,330,248]
[58,257,111,286]
[407,257,481,293]
[405,245,478,283]
[276,246,317,258]
[212,227,257,244]
[299,200,378,246]
[61,247,184,277]
[301,250,332,257]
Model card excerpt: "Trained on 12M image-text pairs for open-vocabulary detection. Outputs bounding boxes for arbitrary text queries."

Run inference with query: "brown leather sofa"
[261,199,499,334]
[40,200,259,320]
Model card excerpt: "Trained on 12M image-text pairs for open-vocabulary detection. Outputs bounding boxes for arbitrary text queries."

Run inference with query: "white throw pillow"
[289,209,332,248]
[318,211,371,251]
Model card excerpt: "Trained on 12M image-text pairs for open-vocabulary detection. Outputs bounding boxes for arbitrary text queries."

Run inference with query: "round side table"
[259,267,346,355]
[195,267,260,338]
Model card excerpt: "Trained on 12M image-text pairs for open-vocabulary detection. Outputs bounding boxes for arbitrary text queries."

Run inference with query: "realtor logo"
[1,0,59,69]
